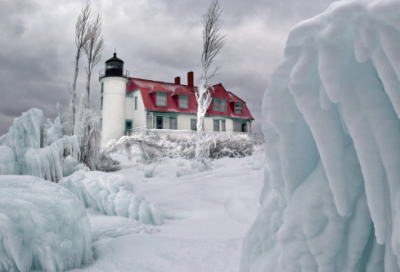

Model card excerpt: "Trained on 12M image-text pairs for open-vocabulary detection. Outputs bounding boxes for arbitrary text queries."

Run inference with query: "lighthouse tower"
[99,53,129,148]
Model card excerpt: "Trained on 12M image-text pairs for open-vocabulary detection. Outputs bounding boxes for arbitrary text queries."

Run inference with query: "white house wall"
[126,90,147,129]
[125,97,133,120]
[226,119,233,131]
[177,114,194,130]
[204,117,213,131]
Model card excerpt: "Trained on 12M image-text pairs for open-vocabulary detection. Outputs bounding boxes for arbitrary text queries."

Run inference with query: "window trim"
[156,92,167,107]
[179,95,189,109]
[213,98,220,112]
[170,117,177,130]
[235,102,243,114]
[220,99,226,112]
[125,119,133,131]
[213,120,220,132]
[191,119,197,131]
[156,116,163,129]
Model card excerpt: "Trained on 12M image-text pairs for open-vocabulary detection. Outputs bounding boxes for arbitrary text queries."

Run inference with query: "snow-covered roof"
[126,78,254,120]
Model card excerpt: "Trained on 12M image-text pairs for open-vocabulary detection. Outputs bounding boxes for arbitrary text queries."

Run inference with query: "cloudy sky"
[0,0,339,135]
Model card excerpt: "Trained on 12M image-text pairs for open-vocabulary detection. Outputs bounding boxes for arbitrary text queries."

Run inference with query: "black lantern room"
[99,53,129,79]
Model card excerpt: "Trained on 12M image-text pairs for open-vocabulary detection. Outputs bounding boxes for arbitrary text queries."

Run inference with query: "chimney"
[174,76,181,85]
[187,71,194,88]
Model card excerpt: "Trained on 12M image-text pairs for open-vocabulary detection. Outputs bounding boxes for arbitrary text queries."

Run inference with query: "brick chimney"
[187,71,194,88]
[175,77,181,85]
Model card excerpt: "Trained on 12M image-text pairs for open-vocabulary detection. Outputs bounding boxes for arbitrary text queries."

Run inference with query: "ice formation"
[59,171,164,225]
[0,109,80,181]
[241,1,400,271]
[0,175,92,272]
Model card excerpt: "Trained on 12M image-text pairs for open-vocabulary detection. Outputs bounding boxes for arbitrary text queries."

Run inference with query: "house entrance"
[156,116,163,129]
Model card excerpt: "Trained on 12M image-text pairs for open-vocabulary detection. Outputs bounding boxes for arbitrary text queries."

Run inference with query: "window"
[135,97,137,110]
[179,96,189,109]
[235,103,243,114]
[220,99,226,112]
[221,120,226,131]
[191,119,197,130]
[213,120,220,131]
[101,83,104,93]
[213,98,220,111]
[125,120,132,131]
[101,97,103,110]
[170,117,177,129]
[100,118,102,131]
[156,116,163,129]
[156,93,167,107]
[242,123,247,132]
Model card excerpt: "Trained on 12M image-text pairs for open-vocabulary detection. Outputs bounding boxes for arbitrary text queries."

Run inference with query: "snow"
[67,154,263,272]
[241,0,400,271]
[59,170,165,225]
[0,175,92,272]
[0,108,80,181]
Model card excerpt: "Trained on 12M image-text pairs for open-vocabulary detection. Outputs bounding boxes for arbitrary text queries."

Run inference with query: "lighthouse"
[99,53,129,148]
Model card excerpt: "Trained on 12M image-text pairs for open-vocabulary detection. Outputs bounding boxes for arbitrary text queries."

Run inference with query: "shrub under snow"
[0,175,92,272]
[59,171,164,225]
[0,108,80,182]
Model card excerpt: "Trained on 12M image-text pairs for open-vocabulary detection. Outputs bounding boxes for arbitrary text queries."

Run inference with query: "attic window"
[156,93,167,107]
[221,99,226,112]
[235,103,243,114]
[179,96,189,109]
[213,98,220,111]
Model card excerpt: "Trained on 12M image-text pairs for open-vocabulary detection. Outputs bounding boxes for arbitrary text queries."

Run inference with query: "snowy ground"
[70,154,263,272]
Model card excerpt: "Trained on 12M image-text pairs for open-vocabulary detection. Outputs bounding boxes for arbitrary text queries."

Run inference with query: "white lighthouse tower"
[99,53,129,148]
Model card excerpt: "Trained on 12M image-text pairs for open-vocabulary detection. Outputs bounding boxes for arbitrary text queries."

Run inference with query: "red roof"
[126,77,253,120]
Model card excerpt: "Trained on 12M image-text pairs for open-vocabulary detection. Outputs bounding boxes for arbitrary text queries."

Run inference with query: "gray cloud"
[0,0,339,135]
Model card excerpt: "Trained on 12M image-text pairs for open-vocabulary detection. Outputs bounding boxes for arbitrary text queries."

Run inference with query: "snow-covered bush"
[0,108,80,182]
[241,1,400,271]
[160,132,255,159]
[0,175,92,272]
[59,171,164,225]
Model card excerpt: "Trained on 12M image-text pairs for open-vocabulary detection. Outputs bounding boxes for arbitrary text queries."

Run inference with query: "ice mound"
[241,1,400,271]
[59,171,164,225]
[0,175,92,272]
[0,108,80,181]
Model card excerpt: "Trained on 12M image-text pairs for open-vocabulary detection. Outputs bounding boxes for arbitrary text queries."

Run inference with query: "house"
[99,53,254,148]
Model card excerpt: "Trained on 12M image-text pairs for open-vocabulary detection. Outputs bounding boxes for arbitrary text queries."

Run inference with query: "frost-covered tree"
[70,1,91,130]
[74,94,100,170]
[195,0,226,168]
[84,13,105,108]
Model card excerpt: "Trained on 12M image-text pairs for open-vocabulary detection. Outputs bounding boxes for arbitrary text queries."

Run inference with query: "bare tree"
[84,14,105,109]
[194,0,226,168]
[71,1,92,129]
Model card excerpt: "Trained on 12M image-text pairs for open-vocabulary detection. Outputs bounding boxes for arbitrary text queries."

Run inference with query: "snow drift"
[59,171,164,225]
[241,1,400,271]
[0,175,92,272]
[0,108,80,181]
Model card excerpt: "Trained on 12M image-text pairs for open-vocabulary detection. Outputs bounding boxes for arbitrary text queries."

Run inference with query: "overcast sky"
[0,0,339,135]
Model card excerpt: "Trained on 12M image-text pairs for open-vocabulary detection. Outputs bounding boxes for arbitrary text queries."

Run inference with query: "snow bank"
[59,171,164,225]
[0,108,80,181]
[0,175,92,272]
[241,1,400,271]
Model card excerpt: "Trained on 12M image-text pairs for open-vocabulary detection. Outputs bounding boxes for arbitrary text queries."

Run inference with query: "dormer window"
[213,98,220,111]
[179,96,189,109]
[235,103,243,114]
[156,93,167,107]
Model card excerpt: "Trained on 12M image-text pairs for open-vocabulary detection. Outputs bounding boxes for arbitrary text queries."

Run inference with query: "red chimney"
[175,77,181,85]
[188,71,194,88]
